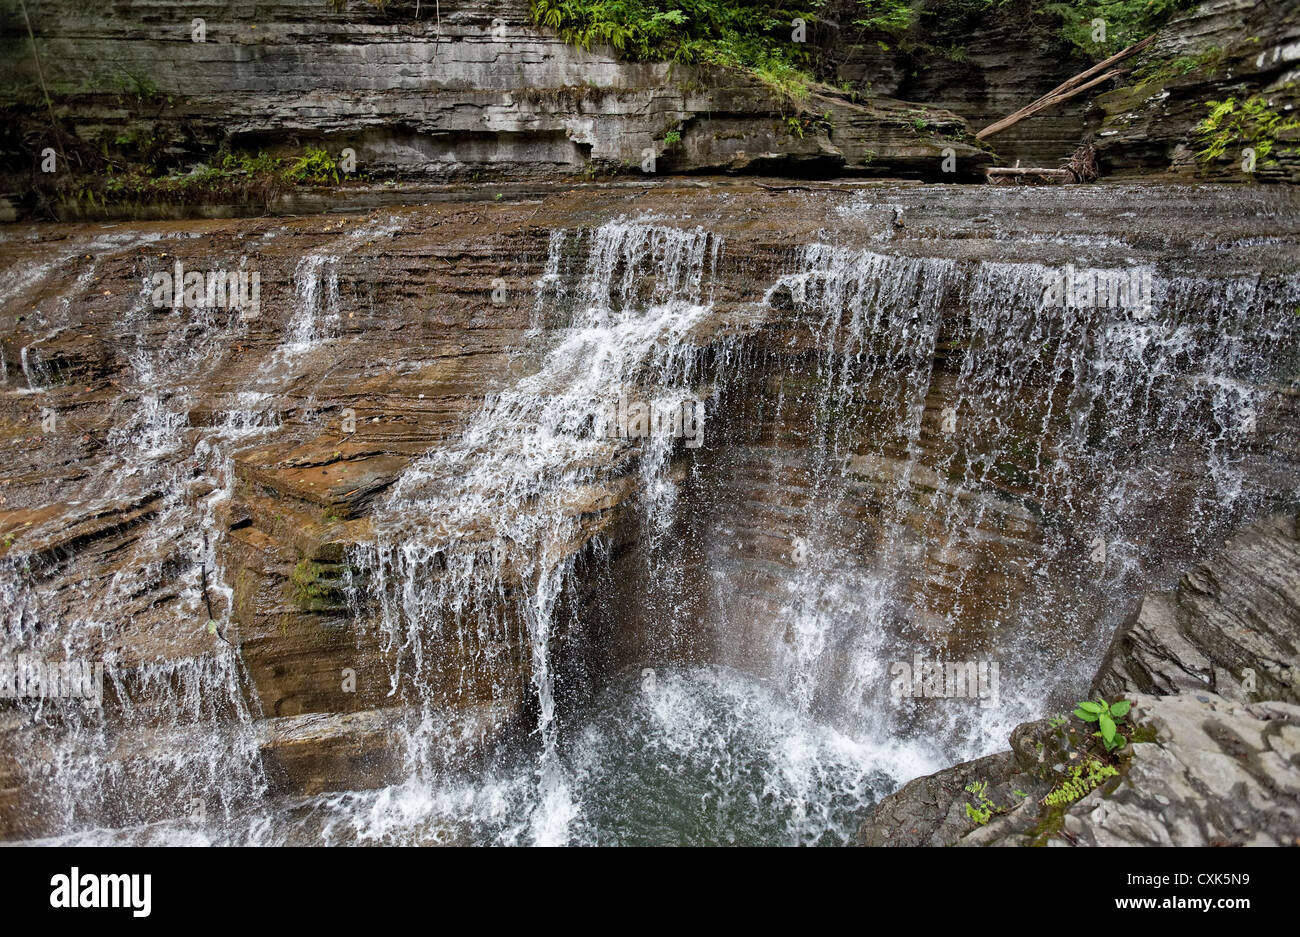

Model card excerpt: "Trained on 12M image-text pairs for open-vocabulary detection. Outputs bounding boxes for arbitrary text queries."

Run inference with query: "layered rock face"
[5,0,1292,202]
[857,513,1300,847]
[834,0,1095,167]
[1,181,1298,843]
[1095,514,1300,703]
[1088,0,1300,181]
[839,0,1300,180]
[0,0,989,183]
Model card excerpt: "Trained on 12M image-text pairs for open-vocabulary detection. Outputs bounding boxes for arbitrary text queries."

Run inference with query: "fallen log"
[977,69,1122,141]
[976,35,1155,141]
[985,143,1100,185]
[985,167,1073,179]
[985,167,1074,185]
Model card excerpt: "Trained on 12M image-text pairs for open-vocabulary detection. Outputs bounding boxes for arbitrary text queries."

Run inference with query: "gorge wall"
[1089,0,1300,182]
[6,0,1297,210]
[0,0,990,193]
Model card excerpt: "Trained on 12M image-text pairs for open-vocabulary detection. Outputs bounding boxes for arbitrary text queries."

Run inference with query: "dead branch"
[976,35,1155,140]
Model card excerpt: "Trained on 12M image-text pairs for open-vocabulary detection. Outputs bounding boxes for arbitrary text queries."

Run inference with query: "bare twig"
[18,0,66,164]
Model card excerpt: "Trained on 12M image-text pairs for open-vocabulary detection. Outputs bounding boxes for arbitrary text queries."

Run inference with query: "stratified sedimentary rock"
[858,513,1300,847]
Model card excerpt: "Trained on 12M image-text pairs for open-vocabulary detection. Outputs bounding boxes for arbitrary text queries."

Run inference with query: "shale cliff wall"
[0,0,989,185]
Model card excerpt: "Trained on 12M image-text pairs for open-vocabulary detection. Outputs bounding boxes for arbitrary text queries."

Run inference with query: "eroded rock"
[858,512,1300,847]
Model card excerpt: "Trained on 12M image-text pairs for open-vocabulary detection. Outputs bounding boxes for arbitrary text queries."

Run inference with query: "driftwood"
[976,35,1155,141]
[1063,142,1099,182]
[987,167,1073,183]
[986,144,1100,186]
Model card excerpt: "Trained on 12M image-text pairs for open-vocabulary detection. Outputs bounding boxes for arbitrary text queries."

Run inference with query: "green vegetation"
[108,69,163,106]
[964,780,1001,825]
[17,141,358,219]
[530,0,820,102]
[1194,91,1300,167]
[290,559,347,611]
[849,0,1196,60]
[1131,46,1226,86]
[221,150,281,175]
[1042,759,1118,807]
[1040,0,1197,56]
[1021,698,1141,843]
[853,0,914,35]
[1073,696,1131,752]
[283,147,343,185]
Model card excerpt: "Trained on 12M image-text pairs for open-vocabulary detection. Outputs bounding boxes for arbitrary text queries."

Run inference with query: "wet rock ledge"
[858,513,1300,847]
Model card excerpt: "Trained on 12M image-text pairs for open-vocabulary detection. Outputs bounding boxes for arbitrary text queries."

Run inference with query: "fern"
[1043,760,1118,807]
[1194,92,1300,166]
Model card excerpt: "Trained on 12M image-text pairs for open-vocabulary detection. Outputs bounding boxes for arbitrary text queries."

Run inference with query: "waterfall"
[278,218,398,363]
[736,244,1300,763]
[351,219,723,844]
[0,273,270,839]
[0,221,401,842]
[283,256,340,352]
[4,192,1297,847]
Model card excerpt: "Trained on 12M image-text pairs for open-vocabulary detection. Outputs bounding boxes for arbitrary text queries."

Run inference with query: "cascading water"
[0,245,268,838]
[707,242,1300,768]
[0,219,402,842]
[3,190,1297,847]
[349,220,724,843]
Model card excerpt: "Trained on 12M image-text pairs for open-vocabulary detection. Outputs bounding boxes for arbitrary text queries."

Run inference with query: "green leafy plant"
[1131,47,1226,85]
[221,150,280,175]
[853,0,913,34]
[530,0,818,103]
[1043,759,1118,806]
[964,780,999,825]
[1073,697,1131,752]
[283,147,341,185]
[1194,92,1300,166]
[108,69,160,105]
[1039,0,1198,57]
[663,129,682,145]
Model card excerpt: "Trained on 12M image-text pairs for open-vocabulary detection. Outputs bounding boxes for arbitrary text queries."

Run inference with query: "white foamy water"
[6,203,1299,846]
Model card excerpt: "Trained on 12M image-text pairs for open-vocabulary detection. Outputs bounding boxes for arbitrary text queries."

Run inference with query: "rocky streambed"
[1,180,1298,845]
